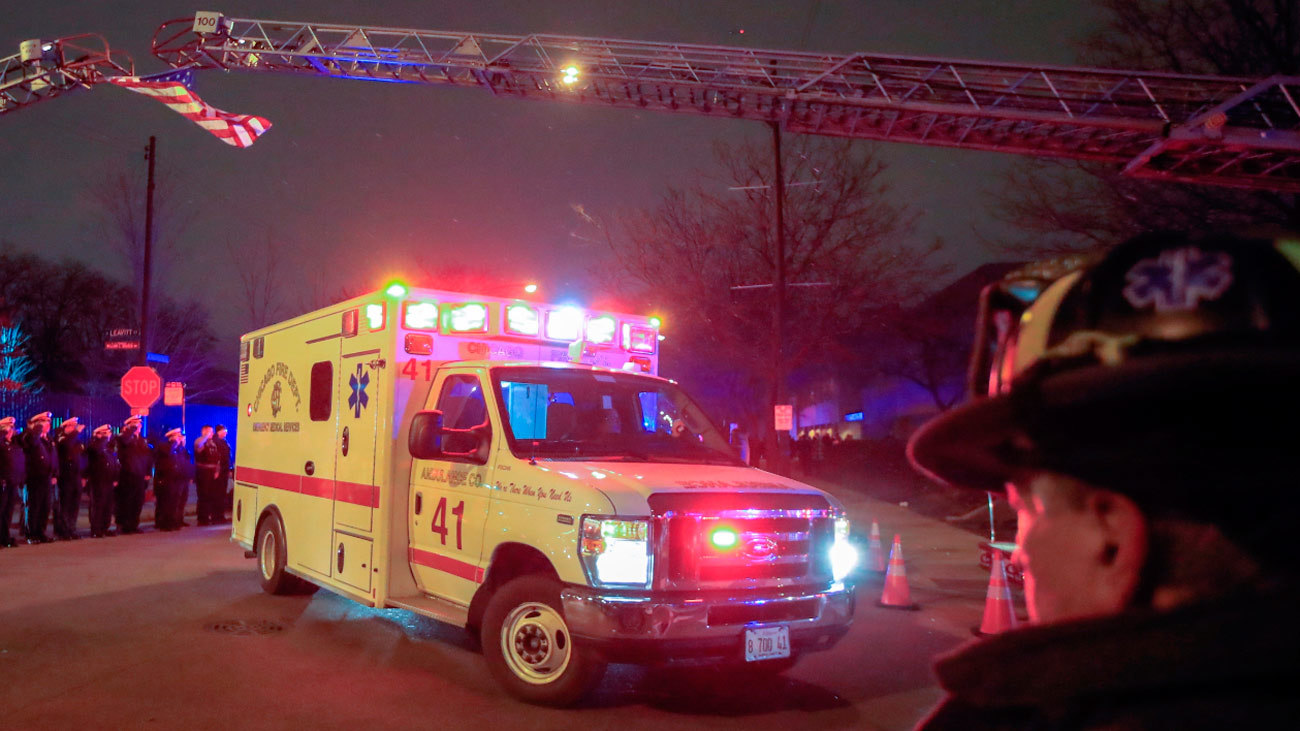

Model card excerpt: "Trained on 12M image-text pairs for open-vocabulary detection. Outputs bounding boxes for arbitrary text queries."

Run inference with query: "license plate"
[744,625,790,662]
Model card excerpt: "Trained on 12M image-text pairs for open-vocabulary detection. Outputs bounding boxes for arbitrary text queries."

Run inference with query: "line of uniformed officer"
[0,414,216,547]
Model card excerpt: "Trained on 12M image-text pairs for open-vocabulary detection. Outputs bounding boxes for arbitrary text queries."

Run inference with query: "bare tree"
[872,304,970,411]
[993,0,1300,257]
[226,229,291,332]
[588,136,939,434]
[150,297,229,403]
[88,162,199,297]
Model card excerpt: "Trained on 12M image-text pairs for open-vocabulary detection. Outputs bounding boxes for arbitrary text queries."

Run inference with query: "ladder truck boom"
[150,12,1300,192]
[1,34,132,116]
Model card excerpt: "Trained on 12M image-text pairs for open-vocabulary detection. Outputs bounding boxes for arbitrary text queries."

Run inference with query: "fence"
[0,389,133,433]
[0,389,236,445]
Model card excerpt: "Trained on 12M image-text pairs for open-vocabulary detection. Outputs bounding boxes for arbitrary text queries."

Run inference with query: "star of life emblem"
[1122,246,1234,312]
[348,364,369,418]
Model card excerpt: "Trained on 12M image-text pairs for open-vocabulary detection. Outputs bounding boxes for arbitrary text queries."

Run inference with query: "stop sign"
[120,366,163,409]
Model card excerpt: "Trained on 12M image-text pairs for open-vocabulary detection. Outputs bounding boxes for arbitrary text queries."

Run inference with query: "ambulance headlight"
[830,517,857,583]
[580,517,651,588]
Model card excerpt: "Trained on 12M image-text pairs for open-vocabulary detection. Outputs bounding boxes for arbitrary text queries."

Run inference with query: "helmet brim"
[908,347,1300,493]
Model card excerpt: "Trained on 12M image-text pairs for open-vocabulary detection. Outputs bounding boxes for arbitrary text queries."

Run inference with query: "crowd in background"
[0,413,231,547]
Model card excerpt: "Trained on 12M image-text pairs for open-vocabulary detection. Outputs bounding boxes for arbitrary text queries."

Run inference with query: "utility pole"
[139,135,155,367]
[769,121,788,475]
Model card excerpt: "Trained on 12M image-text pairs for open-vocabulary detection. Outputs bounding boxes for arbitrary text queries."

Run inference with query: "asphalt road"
[0,483,1009,731]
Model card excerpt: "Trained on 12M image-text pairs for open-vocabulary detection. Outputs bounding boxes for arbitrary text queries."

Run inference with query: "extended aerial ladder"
[149,12,1300,193]
[0,35,132,115]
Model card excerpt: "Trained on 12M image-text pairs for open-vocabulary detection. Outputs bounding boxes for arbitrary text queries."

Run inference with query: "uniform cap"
[93,424,112,437]
[28,411,52,425]
[165,427,183,439]
[0,416,14,429]
[123,416,142,428]
[62,417,83,431]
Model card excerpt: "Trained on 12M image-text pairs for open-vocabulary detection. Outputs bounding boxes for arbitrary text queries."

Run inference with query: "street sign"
[105,327,140,351]
[120,366,162,410]
[164,381,184,406]
[774,404,793,431]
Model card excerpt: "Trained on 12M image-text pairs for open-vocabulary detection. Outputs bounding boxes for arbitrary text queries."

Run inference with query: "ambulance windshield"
[492,366,743,465]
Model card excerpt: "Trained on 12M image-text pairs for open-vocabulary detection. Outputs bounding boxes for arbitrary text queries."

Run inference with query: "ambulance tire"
[481,575,606,706]
[256,514,315,596]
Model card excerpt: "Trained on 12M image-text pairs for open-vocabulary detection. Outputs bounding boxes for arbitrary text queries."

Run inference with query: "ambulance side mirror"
[408,410,446,460]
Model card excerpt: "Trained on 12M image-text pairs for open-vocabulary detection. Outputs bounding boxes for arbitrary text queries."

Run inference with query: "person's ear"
[1087,489,1149,609]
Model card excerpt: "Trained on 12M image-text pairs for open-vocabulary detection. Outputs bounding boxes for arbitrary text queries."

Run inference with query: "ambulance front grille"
[648,493,835,590]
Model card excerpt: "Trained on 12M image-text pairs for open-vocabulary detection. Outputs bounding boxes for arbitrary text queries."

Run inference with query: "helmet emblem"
[1123,246,1234,313]
[742,535,779,561]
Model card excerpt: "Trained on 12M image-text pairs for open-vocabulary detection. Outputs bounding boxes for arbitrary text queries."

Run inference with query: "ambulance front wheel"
[256,514,315,595]
[481,575,606,706]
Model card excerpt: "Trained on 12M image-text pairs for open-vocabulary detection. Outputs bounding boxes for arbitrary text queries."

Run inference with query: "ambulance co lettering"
[419,466,483,488]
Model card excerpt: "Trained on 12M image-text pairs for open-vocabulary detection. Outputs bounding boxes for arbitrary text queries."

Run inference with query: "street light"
[560,65,580,85]
[524,283,539,294]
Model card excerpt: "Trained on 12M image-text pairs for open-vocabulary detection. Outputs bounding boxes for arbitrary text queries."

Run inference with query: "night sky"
[3,1,1101,343]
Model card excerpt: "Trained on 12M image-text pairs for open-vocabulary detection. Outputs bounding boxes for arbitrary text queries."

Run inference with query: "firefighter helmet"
[908,231,1300,501]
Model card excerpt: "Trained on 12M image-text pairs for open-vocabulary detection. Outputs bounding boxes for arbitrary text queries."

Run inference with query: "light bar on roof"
[546,307,584,341]
[505,302,540,336]
[403,301,439,331]
[365,303,386,331]
[446,303,488,333]
[586,315,617,345]
[622,323,657,354]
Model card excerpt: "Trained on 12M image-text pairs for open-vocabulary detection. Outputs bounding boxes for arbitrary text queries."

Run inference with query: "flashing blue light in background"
[843,411,864,422]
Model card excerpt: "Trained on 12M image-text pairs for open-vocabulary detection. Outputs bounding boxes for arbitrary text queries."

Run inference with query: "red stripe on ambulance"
[236,466,378,509]
[408,547,485,583]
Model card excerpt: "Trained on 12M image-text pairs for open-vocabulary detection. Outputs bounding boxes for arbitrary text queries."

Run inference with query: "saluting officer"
[87,424,120,538]
[153,428,188,531]
[194,425,221,525]
[0,416,25,548]
[54,417,86,540]
[21,411,58,543]
[113,416,152,534]
[214,425,232,522]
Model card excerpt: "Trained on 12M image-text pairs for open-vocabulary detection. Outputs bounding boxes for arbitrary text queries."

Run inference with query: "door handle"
[341,426,350,456]
[415,492,423,515]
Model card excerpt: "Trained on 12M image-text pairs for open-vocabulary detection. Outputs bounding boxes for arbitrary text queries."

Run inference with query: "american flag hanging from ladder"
[107,68,271,148]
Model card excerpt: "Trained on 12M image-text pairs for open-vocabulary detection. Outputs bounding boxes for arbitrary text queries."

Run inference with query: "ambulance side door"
[283,325,338,578]
[335,348,383,533]
[407,369,494,606]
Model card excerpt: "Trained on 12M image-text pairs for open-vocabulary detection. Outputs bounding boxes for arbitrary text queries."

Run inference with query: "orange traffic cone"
[974,554,1018,636]
[877,534,918,610]
[865,520,886,573]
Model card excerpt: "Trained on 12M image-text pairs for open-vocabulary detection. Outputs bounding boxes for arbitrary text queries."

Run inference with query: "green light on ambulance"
[710,527,739,550]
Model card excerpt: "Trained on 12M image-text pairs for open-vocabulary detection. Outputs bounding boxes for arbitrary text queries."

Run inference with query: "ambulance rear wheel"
[256,515,314,595]
[481,575,605,706]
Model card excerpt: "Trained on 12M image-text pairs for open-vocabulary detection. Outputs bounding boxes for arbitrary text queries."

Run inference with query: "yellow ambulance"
[233,284,857,705]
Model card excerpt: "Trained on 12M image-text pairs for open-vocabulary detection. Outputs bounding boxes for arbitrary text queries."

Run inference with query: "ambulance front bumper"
[560,583,855,664]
